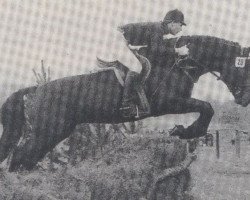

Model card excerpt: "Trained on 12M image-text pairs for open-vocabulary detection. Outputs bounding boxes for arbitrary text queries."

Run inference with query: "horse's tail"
[0,86,37,163]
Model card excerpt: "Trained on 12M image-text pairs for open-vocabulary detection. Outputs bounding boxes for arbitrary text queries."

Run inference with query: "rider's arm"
[150,32,176,56]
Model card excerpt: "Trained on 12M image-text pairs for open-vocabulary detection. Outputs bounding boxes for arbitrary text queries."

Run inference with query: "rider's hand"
[128,44,139,56]
[175,45,189,56]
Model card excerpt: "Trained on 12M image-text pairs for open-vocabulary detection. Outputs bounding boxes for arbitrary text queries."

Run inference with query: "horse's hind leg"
[0,99,25,162]
[0,127,23,163]
[9,121,77,171]
[0,87,37,163]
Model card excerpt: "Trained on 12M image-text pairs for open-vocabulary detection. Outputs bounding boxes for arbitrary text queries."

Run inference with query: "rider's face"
[168,22,183,35]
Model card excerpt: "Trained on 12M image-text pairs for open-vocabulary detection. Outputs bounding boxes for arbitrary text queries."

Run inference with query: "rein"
[210,69,248,98]
[150,37,189,101]
[210,71,221,80]
[150,36,249,102]
[150,56,185,101]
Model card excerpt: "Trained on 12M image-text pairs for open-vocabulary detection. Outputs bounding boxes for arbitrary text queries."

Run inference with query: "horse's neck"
[146,67,166,92]
[146,64,195,100]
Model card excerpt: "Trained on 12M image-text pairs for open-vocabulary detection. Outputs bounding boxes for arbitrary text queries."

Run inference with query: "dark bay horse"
[1,35,250,171]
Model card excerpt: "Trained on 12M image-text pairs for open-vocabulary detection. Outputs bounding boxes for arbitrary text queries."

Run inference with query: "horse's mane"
[179,35,241,48]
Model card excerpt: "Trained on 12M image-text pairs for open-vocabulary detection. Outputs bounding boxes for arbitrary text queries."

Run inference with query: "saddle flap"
[96,52,152,88]
[96,57,129,86]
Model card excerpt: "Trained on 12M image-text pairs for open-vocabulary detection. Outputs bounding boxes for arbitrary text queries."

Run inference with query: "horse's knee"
[203,102,214,117]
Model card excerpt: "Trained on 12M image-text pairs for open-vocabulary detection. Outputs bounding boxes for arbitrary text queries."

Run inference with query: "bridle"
[150,37,189,101]
[150,36,193,102]
[176,37,249,98]
[210,71,244,99]
[150,56,185,101]
[150,36,249,102]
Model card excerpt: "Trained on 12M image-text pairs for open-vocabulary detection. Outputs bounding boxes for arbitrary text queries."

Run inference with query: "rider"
[118,9,189,118]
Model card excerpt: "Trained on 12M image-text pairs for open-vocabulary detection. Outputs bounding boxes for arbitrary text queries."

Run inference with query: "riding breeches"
[98,30,142,73]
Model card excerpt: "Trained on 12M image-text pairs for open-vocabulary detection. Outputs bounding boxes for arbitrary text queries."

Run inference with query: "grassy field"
[190,130,250,200]
[0,133,191,200]
[0,108,250,199]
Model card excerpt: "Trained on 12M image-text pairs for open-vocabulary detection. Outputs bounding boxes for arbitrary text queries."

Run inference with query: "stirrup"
[135,105,139,119]
[119,106,132,111]
[120,104,137,118]
[136,105,151,119]
[120,105,144,119]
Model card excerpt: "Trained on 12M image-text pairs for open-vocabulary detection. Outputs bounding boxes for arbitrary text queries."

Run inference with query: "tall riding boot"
[120,71,139,118]
[120,71,151,118]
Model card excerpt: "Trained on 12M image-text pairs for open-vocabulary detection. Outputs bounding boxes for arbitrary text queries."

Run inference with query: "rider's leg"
[101,30,150,118]
[115,32,151,117]
[120,70,140,117]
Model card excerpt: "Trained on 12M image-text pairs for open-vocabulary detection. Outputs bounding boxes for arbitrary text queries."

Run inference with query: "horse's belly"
[29,71,123,125]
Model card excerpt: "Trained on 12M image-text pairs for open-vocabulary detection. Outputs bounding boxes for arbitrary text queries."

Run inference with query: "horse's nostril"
[241,102,248,107]
[241,91,250,107]
[241,98,250,107]
[234,98,242,105]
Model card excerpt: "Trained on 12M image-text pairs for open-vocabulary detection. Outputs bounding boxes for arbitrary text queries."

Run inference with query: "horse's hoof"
[189,153,198,161]
[169,125,185,137]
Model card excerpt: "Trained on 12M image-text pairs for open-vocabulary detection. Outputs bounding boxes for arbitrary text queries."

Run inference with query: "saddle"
[96,57,128,86]
[96,55,151,113]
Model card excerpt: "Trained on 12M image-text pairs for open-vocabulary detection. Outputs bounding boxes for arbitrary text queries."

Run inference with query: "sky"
[0,0,250,102]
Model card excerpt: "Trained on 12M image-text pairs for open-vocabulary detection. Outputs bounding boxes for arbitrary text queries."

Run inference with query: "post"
[235,130,241,158]
[216,130,220,159]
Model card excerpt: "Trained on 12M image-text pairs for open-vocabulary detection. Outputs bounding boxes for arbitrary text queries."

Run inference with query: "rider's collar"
[163,32,183,40]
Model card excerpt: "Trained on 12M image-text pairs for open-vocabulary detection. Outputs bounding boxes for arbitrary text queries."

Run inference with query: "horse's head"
[170,35,250,106]
[232,58,250,107]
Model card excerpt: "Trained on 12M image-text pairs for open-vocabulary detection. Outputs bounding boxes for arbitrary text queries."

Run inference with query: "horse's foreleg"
[156,98,214,139]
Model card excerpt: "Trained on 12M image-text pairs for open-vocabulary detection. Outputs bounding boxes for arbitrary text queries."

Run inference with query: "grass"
[0,133,192,200]
[190,130,250,200]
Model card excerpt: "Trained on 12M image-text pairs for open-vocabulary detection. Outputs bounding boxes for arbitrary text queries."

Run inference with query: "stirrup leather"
[135,85,151,114]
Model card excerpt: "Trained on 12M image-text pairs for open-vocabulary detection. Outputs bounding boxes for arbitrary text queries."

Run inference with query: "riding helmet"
[163,9,186,25]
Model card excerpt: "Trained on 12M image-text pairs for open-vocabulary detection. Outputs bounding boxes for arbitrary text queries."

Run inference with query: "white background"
[0,0,249,102]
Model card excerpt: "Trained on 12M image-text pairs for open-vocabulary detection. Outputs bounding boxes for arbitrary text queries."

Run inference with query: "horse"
[1,35,250,171]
